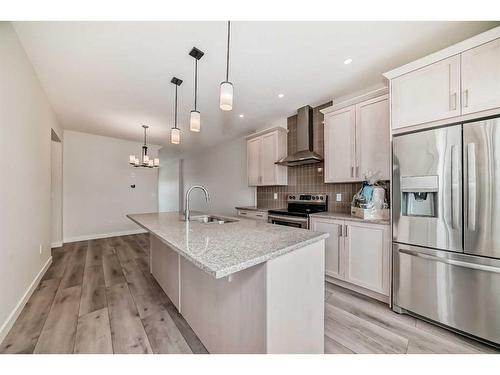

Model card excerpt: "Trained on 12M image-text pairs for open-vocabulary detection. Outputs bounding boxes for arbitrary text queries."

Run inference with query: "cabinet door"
[462,38,500,115]
[247,137,261,186]
[260,132,277,185]
[344,222,389,295]
[356,96,390,180]
[310,218,344,279]
[391,55,461,129]
[324,106,356,182]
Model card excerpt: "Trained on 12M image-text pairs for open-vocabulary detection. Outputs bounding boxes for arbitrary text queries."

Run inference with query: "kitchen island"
[127,211,328,354]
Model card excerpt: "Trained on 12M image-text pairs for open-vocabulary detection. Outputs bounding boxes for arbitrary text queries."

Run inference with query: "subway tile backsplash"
[257,101,362,213]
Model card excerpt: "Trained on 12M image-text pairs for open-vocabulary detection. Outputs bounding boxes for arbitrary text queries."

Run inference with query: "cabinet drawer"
[237,210,267,221]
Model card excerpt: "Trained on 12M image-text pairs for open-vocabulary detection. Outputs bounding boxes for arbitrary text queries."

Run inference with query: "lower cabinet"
[236,209,268,221]
[310,217,390,301]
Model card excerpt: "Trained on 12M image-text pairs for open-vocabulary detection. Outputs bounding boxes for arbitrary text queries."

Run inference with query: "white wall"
[51,139,63,247]
[63,130,160,242]
[167,136,255,217]
[158,154,181,212]
[0,22,63,342]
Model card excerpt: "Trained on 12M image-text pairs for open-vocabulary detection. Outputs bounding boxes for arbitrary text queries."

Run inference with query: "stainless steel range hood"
[276,105,323,166]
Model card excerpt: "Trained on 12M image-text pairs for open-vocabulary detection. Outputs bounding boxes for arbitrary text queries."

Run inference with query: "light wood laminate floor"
[1,234,497,354]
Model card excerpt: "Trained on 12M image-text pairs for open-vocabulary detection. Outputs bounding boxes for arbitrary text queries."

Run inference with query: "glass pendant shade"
[170,127,180,144]
[148,160,154,167]
[134,157,140,166]
[143,154,149,164]
[219,81,233,111]
[190,110,201,132]
[154,158,160,167]
[129,155,136,164]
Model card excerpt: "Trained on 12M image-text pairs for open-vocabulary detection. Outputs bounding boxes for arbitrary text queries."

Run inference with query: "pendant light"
[170,77,183,144]
[129,125,159,168]
[189,47,204,132]
[220,21,233,111]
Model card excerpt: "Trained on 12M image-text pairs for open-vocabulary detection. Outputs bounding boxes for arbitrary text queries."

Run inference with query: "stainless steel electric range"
[268,194,328,230]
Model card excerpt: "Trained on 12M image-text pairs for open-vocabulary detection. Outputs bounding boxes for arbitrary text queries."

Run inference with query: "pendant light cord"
[194,59,198,111]
[174,85,178,129]
[225,20,231,81]
[143,126,147,146]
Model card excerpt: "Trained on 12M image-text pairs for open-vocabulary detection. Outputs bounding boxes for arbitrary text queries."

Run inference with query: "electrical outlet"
[273,193,278,200]
[336,193,342,202]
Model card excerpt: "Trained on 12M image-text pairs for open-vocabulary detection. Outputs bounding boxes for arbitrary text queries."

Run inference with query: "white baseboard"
[0,256,53,345]
[51,241,63,249]
[63,228,147,244]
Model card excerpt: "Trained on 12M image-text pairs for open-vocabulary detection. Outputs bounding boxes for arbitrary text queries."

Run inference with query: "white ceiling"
[14,21,499,158]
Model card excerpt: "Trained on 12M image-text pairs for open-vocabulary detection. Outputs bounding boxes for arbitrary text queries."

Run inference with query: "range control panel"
[287,194,327,203]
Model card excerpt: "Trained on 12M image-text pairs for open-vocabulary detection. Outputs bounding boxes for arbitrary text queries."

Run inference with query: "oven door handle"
[267,214,308,224]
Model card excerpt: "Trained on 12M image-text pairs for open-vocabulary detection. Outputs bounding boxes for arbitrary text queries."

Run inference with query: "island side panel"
[150,235,181,311]
[265,239,325,354]
[179,259,267,354]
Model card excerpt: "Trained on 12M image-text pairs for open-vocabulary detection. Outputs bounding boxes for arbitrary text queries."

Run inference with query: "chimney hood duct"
[276,105,323,166]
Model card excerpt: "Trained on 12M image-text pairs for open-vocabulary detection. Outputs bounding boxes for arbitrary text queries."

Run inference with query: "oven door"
[268,214,309,229]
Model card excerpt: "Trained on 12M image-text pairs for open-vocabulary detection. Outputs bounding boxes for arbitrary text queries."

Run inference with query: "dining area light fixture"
[170,77,183,144]
[219,21,233,111]
[189,47,204,132]
[129,125,159,168]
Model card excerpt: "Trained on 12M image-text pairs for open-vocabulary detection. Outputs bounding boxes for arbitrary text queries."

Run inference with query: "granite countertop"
[309,211,390,225]
[127,211,328,279]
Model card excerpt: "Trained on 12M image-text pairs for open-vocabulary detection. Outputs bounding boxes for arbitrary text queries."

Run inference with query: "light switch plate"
[336,193,342,202]
[273,193,278,200]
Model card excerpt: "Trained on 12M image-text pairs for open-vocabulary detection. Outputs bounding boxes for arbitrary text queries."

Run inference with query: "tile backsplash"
[256,101,363,213]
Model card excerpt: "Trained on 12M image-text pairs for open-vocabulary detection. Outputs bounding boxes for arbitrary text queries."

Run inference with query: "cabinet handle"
[450,93,457,111]
[463,89,469,108]
[356,166,359,178]
[344,225,348,237]
[241,212,247,215]
[351,167,354,177]
[256,214,263,217]
[338,225,343,237]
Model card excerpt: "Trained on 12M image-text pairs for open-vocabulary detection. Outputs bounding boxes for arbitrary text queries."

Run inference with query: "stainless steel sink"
[191,215,239,224]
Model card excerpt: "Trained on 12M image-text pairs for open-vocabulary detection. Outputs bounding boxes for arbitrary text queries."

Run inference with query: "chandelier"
[129,125,159,168]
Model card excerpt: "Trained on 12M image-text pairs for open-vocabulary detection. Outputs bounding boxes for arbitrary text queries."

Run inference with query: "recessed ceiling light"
[278,93,285,98]
[239,114,244,118]
[344,58,353,65]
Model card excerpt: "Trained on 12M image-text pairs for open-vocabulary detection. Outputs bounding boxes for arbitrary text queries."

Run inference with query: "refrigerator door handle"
[450,144,460,229]
[399,248,500,274]
[467,143,477,231]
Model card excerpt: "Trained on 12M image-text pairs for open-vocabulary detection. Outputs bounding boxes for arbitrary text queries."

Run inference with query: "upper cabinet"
[246,127,287,186]
[322,89,390,183]
[385,28,500,132]
[461,38,500,115]
[391,55,461,130]
[324,106,356,182]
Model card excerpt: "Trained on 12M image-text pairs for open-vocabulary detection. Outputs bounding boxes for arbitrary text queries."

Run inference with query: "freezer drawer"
[393,243,500,345]
[393,125,462,252]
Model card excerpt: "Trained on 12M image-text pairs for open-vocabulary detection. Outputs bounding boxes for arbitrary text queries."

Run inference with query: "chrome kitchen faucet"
[184,185,211,221]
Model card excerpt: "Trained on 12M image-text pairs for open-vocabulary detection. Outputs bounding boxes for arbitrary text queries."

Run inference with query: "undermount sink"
[191,215,239,224]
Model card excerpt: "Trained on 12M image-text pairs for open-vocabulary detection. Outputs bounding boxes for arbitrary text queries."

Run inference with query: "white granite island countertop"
[127,211,328,279]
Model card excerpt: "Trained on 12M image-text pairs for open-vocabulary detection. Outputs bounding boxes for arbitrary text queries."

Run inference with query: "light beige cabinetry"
[237,209,268,221]
[310,217,390,302]
[322,90,390,182]
[391,55,461,130]
[385,29,500,132]
[311,217,344,278]
[461,38,500,115]
[246,127,287,186]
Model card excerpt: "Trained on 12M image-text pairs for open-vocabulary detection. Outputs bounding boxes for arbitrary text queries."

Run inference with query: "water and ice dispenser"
[401,175,439,218]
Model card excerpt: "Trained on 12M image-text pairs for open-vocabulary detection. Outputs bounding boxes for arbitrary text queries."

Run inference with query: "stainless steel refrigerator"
[393,117,500,345]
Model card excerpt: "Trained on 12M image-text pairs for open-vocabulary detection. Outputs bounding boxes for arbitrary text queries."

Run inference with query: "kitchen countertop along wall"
[257,101,364,212]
